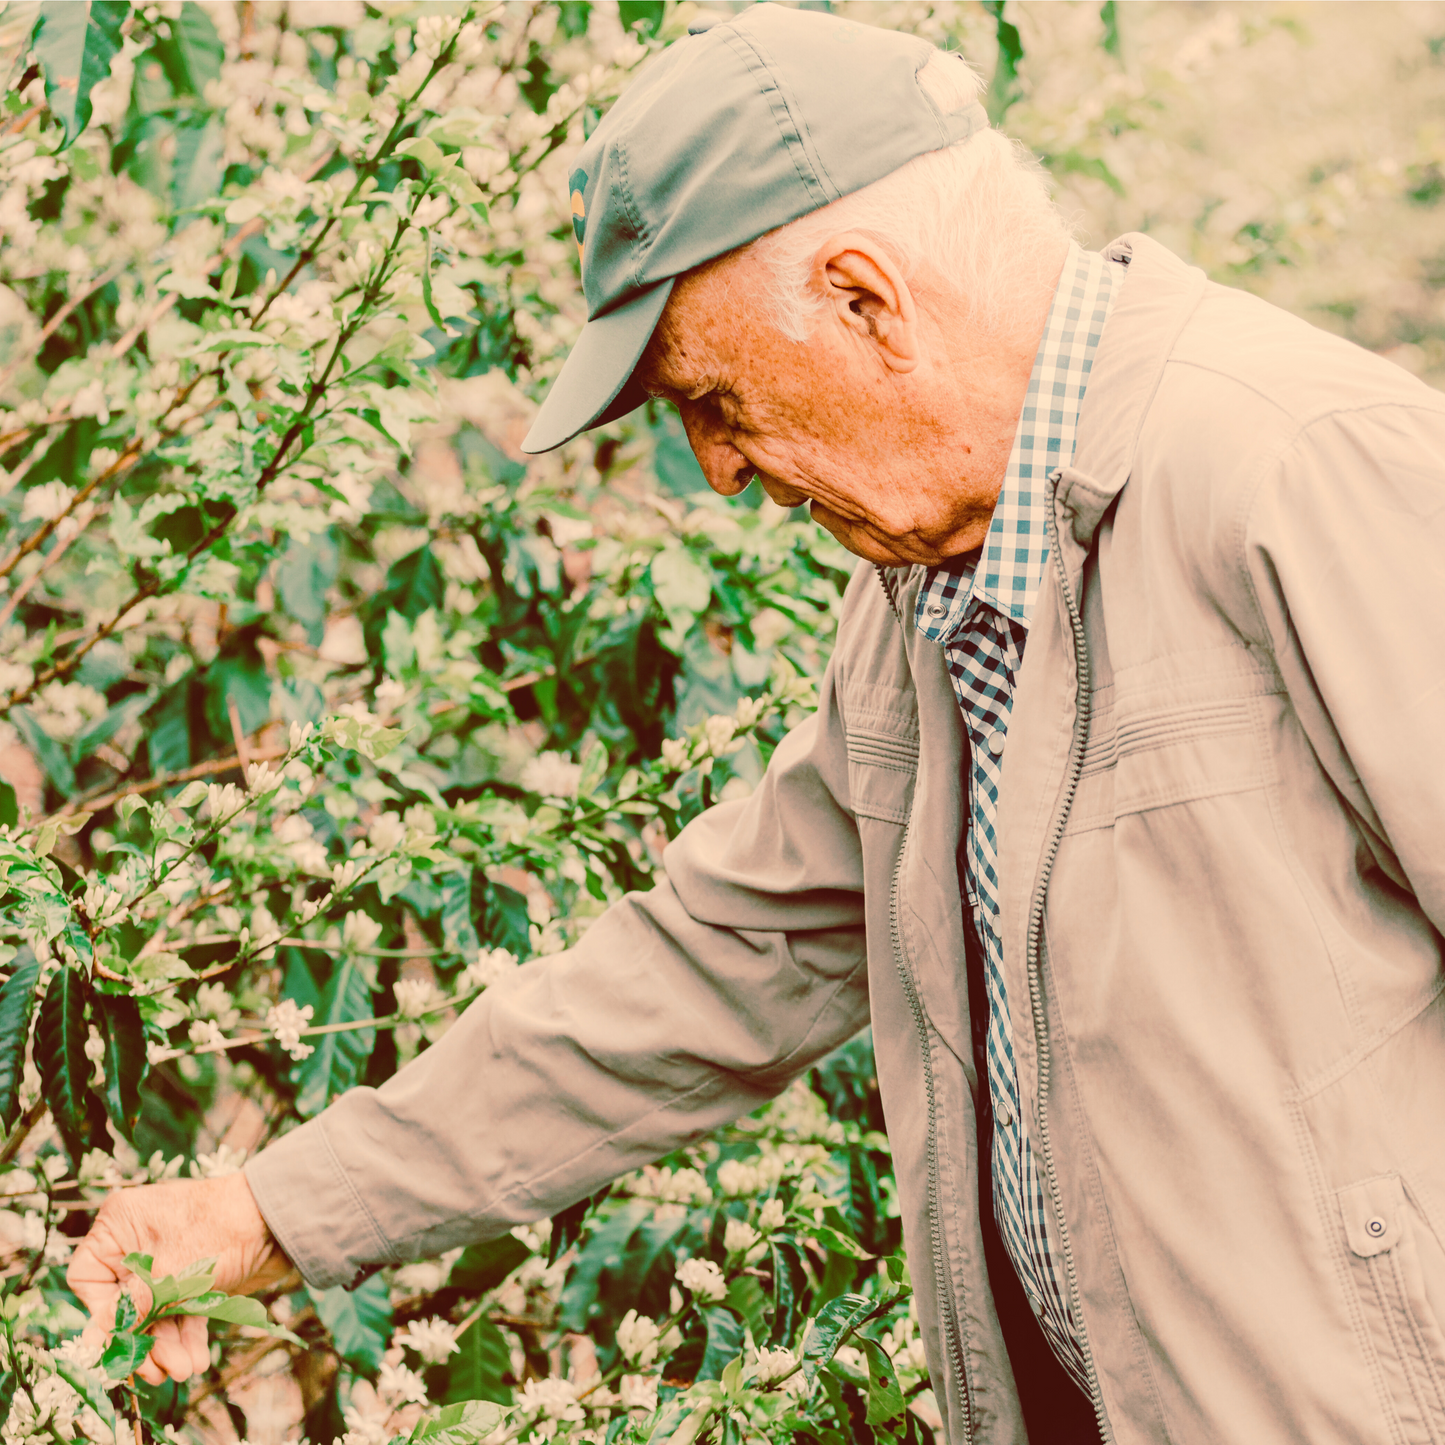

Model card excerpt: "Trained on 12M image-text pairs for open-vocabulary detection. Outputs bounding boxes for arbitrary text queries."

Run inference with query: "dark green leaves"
[801,1293,887,1391]
[153,1,223,97]
[982,0,1025,122]
[97,992,147,1141]
[31,1,129,148]
[450,1235,530,1296]
[0,950,40,1130]
[35,965,90,1160]
[309,1274,392,1374]
[442,1318,513,1406]
[292,956,375,1117]
[100,1329,154,1380]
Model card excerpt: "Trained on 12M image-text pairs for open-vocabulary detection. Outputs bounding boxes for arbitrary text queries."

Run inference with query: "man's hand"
[68,1173,292,1385]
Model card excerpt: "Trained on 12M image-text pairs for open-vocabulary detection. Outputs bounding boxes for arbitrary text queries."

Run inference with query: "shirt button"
[928,603,946,618]
[987,730,1006,757]
[997,1106,1013,1129]
[1366,1217,1387,1239]
[1032,1296,1046,1316]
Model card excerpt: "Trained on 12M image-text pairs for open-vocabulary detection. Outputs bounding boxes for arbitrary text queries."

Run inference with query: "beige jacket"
[247,235,1445,1444]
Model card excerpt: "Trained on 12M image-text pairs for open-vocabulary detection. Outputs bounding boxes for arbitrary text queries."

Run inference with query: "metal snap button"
[1031,1295,1046,1316]
[997,1106,1013,1129]
[928,603,946,618]
[987,730,1006,757]
[1366,1217,1387,1238]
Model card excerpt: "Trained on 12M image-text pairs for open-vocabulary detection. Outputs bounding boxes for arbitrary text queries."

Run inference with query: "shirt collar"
[915,241,1123,642]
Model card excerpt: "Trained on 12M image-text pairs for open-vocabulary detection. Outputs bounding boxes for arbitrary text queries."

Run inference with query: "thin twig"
[0,1099,48,1167]
[0,264,125,394]
[48,746,287,821]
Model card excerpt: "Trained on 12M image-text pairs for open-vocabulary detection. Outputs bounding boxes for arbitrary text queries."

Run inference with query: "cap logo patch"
[569,167,588,266]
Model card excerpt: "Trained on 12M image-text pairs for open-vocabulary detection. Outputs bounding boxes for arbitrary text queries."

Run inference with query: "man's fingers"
[67,1234,121,1319]
[146,1319,196,1383]
[179,1313,210,1377]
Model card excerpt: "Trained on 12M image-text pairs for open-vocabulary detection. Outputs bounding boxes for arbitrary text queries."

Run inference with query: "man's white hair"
[748,51,1069,341]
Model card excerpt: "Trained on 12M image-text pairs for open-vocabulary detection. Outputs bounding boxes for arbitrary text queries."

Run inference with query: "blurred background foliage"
[0,3,1439,1445]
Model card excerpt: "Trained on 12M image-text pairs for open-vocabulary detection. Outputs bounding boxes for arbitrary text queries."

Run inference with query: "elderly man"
[72,8,1445,1444]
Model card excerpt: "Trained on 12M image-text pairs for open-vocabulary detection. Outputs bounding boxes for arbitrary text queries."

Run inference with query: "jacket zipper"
[1024,474,1113,1442]
[890,822,976,1441]
[875,563,903,624]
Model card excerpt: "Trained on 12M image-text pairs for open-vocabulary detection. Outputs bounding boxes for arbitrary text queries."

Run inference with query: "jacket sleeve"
[244,630,870,1289]
[1243,396,1445,934]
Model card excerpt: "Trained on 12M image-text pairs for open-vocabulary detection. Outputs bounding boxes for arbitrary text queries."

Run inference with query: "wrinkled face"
[636,240,1043,567]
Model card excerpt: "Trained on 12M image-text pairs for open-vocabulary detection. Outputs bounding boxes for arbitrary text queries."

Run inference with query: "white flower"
[702,715,737,755]
[724,1219,759,1255]
[368,811,406,854]
[750,609,792,651]
[195,982,240,1030]
[414,13,460,60]
[616,1309,661,1367]
[333,860,362,890]
[393,978,441,1020]
[518,1377,583,1423]
[192,1143,247,1178]
[53,1337,102,1371]
[660,737,691,771]
[265,999,315,1060]
[716,1159,762,1197]
[521,751,582,800]
[460,947,518,993]
[20,481,73,523]
[68,379,109,422]
[204,782,246,822]
[754,1346,797,1387]
[375,676,407,714]
[289,720,315,749]
[342,911,383,951]
[619,1375,658,1413]
[675,1257,727,1302]
[188,1019,225,1052]
[758,1197,787,1232]
[246,761,280,795]
[395,1316,458,1364]
[83,1026,106,1065]
[377,1360,429,1406]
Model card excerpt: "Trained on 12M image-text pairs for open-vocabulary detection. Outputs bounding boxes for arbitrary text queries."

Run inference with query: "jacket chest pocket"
[842,685,919,825]
[1339,1174,1445,1443]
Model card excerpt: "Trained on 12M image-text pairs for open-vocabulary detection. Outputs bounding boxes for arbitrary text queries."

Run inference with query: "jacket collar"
[1059,233,1209,546]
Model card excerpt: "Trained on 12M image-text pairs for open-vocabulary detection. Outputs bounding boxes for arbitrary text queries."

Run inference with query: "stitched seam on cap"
[717,26,832,205]
[614,138,651,291]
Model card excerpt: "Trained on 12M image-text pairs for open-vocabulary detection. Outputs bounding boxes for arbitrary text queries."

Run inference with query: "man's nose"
[679,409,756,497]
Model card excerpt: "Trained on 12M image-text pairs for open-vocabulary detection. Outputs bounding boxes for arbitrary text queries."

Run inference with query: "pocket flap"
[1338,1174,1405,1257]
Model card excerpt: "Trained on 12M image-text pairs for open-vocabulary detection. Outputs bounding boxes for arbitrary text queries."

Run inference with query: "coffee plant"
[0,3,1438,1445]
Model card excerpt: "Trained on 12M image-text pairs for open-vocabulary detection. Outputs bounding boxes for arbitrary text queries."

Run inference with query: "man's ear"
[811,232,919,374]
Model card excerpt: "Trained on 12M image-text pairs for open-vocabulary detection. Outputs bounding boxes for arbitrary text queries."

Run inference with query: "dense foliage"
[0,4,1439,1445]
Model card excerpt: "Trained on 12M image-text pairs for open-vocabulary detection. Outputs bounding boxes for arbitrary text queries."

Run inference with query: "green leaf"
[724,1276,767,1345]
[420,229,458,338]
[650,546,712,618]
[697,1306,744,1383]
[449,1235,530,1296]
[100,1329,153,1380]
[617,1,664,35]
[34,965,90,1160]
[769,1240,805,1347]
[576,738,608,800]
[308,1273,392,1374]
[0,950,40,1130]
[172,112,225,213]
[0,782,17,830]
[982,0,1025,122]
[32,0,128,148]
[174,1292,301,1342]
[12,707,76,797]
[156,0,223,96]
[440,869,480,964]
[276,532,338,647]
[411,1399,509,1445]
[97,991,147,1141]
[861,1338,905,1427]
[1100,0,1121,57]
[396,135,446,170]
[442,1317,512,1406]
[801,1293,878,1390]
[146,684,190,775]
[291,955,375,1117]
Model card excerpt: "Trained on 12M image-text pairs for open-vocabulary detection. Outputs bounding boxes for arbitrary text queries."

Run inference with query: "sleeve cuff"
[244,1116,397,1290]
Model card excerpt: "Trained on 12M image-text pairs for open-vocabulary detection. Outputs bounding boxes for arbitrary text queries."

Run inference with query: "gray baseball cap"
[520,4,988,454]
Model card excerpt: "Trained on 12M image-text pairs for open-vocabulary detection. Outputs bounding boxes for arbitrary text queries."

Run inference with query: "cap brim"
[521,279,674,454]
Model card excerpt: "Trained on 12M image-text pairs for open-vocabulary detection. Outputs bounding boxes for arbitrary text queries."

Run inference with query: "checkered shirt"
[914,242,1123,1388]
